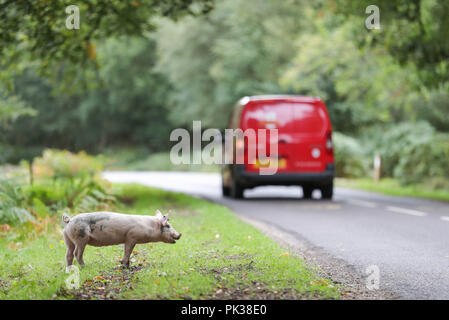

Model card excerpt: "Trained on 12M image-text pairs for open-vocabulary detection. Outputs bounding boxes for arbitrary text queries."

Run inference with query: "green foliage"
[156,0,306,127]
[393,132,449,185]
[411,83,449,132]
[280,21,419,133]
[0,179,34,225]
[1,37,174,153]
[333,132,368,178]
[0,144,42,164]
[0,94,36,127]
[335,0,449,87]
[29,149,116,212]
[362,121,449,185]
[33,149,103,180]
[0,0,215,88]
[0,150,116,227]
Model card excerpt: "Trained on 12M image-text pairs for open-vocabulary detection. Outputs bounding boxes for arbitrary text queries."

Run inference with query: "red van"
[221,95,334,199]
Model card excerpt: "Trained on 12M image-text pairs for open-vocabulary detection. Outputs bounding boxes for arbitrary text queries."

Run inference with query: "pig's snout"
[174,233,182,240]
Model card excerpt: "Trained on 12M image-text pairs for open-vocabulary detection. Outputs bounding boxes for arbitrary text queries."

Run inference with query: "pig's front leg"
[121,241,136,268]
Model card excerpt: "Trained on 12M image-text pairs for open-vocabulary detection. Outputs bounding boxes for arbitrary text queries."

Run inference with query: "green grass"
[0,184,339,300]
[336,178,449,203]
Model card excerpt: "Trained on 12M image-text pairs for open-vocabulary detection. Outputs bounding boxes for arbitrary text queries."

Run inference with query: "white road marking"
[440,216,449,222]
[348,199,378,208]
[386,206,427,217]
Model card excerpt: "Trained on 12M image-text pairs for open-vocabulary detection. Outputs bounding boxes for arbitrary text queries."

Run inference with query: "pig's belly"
[87,230,126,246]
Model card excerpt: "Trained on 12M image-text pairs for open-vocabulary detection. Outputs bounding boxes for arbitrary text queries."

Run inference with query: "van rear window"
[242,102,326,134]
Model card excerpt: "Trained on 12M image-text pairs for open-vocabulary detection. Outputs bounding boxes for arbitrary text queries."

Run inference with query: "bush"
[33,149,103,180]
[364,122,449,186]
[0,179,34,226]
[393,132,449,185]
[333,132,368,178]
[412,84,449,132]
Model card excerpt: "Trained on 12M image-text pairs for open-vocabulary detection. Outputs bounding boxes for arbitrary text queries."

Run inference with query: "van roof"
[238,95,321,106]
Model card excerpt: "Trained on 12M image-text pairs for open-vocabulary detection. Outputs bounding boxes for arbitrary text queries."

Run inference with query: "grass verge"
[0,184,339,300]
[336,178,449,203]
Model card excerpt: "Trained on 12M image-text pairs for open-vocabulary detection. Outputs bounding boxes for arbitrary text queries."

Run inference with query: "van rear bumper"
[234,164,334,187]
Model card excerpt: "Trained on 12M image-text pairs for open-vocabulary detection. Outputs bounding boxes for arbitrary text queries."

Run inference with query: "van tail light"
[236,137,245,150]
[326,131,333,155]
[235,136,245,164]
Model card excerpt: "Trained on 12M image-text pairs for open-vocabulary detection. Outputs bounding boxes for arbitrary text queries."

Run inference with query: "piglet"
[62,210,181,272]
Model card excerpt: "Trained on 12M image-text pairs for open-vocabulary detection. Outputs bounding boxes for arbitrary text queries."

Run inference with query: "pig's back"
[69,212,148,246]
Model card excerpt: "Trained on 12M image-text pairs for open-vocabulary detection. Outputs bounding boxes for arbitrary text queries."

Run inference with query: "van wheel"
[302,186,313,199]
[321,182,334,200]
[222,184,230,197]
[230,178,244,199]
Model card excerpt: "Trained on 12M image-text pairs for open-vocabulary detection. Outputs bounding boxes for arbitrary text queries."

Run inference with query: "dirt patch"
[0,278,10,294]
[198,260,255,278]
[205,281,320,300]
[225,253,252,260]
[58,266,141,300]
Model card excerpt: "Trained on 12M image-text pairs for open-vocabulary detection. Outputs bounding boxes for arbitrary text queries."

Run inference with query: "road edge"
[236,215,400,300]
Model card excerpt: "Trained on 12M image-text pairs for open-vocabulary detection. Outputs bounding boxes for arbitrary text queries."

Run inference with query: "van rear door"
[241,100,329,173]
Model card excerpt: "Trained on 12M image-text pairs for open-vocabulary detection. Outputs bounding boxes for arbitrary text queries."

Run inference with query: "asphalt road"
[103,171,449,299]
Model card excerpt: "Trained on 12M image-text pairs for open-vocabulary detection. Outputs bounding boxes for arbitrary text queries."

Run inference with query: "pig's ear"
[161,215,169,225]
[155,210,163,218]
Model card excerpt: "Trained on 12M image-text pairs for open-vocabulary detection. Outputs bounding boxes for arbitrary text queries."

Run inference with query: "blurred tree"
[156,0,306,128]
[280,20,419,133]
[0,94,36,127]
[1,37,173,157]
[334,0,449,87]
[0,0,215,88]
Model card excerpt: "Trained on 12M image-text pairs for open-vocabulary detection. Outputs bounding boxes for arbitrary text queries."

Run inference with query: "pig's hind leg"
[63,232,75,273]
[74,241,88,268]
[74,227,89,268]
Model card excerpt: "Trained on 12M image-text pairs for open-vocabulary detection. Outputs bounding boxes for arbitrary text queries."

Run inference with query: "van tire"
[302,186,313,199]
[321,182,333,200]
[222,184,230,197]
[230,177,244,199]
